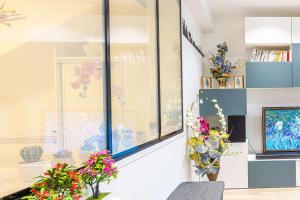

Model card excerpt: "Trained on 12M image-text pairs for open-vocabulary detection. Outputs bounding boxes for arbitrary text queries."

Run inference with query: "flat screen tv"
[263,107,300,153]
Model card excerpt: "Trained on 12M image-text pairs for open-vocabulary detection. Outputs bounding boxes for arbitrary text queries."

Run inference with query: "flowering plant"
[80,150,118,200]
[71,62,102,98]
[23,163,83,200]
[209,42,236,81]
[186,95,230,180]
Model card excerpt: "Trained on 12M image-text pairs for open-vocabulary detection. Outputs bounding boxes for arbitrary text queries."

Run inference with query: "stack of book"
[249,49,292,62]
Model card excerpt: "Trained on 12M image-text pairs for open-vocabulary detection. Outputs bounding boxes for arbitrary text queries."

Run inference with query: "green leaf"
[21,196,37,200]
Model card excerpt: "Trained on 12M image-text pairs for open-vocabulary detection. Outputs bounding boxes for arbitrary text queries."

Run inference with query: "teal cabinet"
[248,160,296,188]
[292,44,300,87]
[246,62,292,88]
[199,89,247,116]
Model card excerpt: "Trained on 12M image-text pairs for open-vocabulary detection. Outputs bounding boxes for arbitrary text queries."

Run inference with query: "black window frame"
[2,0,183,198]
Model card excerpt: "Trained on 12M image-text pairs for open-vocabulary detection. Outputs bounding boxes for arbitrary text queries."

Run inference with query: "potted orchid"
[186,95,231,181]
[23,163,83,200]
[80,150,118,200]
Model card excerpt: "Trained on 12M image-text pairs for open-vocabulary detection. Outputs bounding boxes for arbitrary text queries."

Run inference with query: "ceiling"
[205,0,300,18]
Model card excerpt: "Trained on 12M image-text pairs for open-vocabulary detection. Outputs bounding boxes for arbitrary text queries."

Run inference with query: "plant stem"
[94,182,100,198]
[88,183,95,198]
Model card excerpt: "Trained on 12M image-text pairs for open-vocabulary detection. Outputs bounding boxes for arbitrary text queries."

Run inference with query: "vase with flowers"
[209,42,236,88]
[186,95,231,181]
[80,150,118,200]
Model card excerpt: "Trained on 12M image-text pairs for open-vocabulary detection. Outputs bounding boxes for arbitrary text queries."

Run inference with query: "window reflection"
[0,0,105,196]
[159,0,183,135]
[110,0,159,154]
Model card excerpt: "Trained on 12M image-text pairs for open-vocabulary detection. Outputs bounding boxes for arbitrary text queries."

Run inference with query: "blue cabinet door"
[292,44,300,87]
[248,160,296,188]
[246,62,292,88]
[199,89,247,116]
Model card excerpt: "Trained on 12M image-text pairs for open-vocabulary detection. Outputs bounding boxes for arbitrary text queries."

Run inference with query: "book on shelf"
[249,49,291,62]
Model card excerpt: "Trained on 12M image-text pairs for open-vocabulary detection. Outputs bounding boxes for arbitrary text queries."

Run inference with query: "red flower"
[71,184,78,190]
[43,171,49,176]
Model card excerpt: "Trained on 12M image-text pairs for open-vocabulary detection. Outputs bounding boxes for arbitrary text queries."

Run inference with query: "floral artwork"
[71,62,125,105]
[265,109,300,151]
[71,62,103,98]
[0,0,26,27]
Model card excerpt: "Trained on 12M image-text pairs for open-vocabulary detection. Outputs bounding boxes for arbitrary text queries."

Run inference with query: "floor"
[224,188,300,200]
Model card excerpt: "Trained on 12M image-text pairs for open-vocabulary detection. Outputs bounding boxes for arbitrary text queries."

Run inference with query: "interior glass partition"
[0,0,105,196]
[109,0,159,154]
[158,0,183,136]
[0,0,183,197]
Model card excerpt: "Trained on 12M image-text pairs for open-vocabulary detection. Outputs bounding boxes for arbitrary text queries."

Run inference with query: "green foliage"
[22,163,83,200]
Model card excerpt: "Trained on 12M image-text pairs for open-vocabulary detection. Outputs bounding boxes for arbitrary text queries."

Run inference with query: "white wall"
[203,17,247,80]
[102,2,203,200]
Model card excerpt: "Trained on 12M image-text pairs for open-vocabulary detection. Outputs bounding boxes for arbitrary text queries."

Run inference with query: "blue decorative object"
[113,124,134,153]
[264,108,300,151]
[81,121,106,153]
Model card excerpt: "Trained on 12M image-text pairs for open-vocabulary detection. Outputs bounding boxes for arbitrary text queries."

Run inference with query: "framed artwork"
[201,76,212,89]
[234,76,244,88]
[262,107,300,153]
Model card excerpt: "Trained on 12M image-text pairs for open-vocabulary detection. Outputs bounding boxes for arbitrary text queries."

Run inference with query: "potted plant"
[80,150,118,200]
[209,42,236,88]
[186,96,231,181]
[23,163,83,200]
[18,146,48,182]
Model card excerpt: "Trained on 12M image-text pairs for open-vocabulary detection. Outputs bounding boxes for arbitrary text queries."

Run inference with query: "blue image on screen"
[265,109,300,151]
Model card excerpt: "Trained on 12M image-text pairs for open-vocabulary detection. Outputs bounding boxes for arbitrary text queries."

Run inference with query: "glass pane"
[0,0,105,196]
[110,0,159,154]
[159,0,183,135]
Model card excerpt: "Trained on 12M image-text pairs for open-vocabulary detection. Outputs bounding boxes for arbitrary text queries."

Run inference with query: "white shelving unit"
[218,141,248,189]
[292,17,300,43]
[245,17,292,46]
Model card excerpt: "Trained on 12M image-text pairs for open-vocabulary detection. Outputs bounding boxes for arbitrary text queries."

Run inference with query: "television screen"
[263,107,300,152]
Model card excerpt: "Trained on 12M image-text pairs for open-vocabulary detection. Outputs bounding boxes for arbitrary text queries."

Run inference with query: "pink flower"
[87,158,95,165]
[90,172,98,177]
[100,150,109,155]
[104,157,114,165]
[199,117,210,134]
[103,166,112,175]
